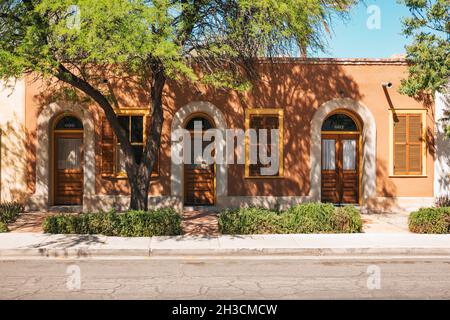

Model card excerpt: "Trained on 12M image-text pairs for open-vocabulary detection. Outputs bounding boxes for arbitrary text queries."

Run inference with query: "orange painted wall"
[23,60,435,199]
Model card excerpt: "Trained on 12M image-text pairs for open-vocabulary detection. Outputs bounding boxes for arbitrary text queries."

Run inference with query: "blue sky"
[317,1,412,58]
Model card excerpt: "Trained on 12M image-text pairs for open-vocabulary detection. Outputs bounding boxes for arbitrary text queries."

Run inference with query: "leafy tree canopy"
[399,0,449,97]
[0,0,354,90]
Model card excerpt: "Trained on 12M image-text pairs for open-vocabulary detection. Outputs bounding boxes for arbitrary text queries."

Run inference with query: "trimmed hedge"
[409,207,450,234]
[0,201,24,224]
[43,209,182,237]
[219,203,363,235]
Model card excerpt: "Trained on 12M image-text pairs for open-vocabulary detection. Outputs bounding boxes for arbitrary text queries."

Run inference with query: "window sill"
[102,174,159,180]
[389,175,428,178]
[244,176,284,180]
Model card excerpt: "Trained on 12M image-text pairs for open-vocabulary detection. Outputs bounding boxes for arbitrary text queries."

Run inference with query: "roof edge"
[256,57,408,65]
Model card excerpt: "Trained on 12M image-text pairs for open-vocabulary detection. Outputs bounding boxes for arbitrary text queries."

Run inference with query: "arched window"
[185,116,214,131]
[54,115,83,130]
[322,114,359,132]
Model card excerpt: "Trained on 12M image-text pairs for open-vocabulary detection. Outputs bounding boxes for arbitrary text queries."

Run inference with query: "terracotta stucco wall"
[22,60,435,203]
[0,79,27,202]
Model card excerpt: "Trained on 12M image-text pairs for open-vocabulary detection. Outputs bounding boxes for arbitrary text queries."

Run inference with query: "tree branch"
[56,64,136,170]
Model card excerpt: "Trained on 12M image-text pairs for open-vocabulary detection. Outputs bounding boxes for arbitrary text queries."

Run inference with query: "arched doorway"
[52,114,84,205]
[183,114,216,206]
[321,111,362,204]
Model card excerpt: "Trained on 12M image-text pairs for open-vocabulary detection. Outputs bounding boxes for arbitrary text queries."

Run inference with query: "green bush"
[409,208,450,234]
[218,207,284,234]
[219,203,363,235]
[283,202,336,233]
[0,201,24,224]
[43,209,182,237]
[0,221,8,233]
[332,206,363,233]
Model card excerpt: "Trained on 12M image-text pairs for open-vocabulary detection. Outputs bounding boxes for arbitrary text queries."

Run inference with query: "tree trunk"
[129,61,166,211]
[56,63,165,212]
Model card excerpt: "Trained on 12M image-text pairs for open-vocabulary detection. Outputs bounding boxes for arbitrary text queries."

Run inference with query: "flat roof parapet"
[256,57,408,65]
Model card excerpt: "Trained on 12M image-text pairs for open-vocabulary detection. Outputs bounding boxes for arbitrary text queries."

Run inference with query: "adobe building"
[0,58,447,213]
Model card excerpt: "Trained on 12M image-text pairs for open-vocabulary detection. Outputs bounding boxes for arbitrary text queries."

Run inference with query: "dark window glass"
[131,116,144,143]
[118,116,130,139]
[249,115,280,177]
[322,114,358,132]
[185,117,213,131]
[55,116,83,130]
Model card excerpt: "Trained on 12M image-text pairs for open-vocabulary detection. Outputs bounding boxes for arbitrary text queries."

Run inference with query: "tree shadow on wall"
[163,62,365,203]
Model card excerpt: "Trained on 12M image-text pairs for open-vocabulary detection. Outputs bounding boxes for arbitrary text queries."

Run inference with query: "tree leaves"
[399,0,449,96]
[0,0,355,90]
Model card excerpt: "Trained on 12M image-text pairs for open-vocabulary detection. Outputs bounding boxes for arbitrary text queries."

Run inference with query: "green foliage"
[399,0,449,97]
[331,206,363,233]
[219,207,285,234]
[283,202,335,233]
[409,207,450,234]
[0,201,24,224]
[219,203,363,235]
[0,221,8,233]
[0,0,355,89]
[42,209,182,236]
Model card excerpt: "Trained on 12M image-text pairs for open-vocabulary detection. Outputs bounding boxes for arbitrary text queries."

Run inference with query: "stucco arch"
[171,101,228,205]
[30,102,95,210]
[310,98,377,204]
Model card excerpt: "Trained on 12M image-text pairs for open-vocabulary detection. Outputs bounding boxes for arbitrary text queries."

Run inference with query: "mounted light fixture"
[382,82,393,88]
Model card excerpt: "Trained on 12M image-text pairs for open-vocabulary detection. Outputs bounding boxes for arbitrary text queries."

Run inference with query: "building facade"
[0,58,444,213]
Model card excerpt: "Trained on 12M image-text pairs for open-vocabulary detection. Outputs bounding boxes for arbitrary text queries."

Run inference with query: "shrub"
[284,202,336,233]
[219,203,363,235]
[409,208,450,234]
[43,209,182,237]
[117,209,183,237]
[0,201,24,224]
[332,206,363,233]
[435,196,450,208]
[0,221,8,233]
[218,207,284,235]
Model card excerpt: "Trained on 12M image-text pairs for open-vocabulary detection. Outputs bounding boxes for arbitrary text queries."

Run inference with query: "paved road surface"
[1,256,449,299]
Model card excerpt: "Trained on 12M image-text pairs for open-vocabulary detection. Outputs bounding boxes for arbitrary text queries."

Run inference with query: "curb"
[2,247,450,259]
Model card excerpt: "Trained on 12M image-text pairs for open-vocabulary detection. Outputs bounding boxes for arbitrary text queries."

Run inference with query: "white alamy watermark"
[66,4,81,30]
[366,4,381,30]
[366,265,381,290]
[66,264,81,291]
[172,121,280,176]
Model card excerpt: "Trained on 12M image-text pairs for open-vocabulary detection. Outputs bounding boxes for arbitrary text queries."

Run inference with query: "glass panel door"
[322,139,336,170]
[342,139,357,171]
[57,138,83,170]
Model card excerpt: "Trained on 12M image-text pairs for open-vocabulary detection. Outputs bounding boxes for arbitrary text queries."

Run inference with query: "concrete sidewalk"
[0,233,449,258]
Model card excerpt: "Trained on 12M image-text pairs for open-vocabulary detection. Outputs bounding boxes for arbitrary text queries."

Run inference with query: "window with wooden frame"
[101,110,159,178]
[245,109,284,178]
[390,109,427,176]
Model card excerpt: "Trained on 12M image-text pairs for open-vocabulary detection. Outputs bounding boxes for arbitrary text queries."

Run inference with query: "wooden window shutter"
[101,116,115,176]
[393,113,423,175]
[248,114,280,177]
[408,115,422,174]
[394,115,407,174]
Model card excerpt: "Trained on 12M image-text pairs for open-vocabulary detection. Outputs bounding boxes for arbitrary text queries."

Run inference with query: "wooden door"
[54,132,84,205]
[321,134,359,204]
[184,163,215,206]
[183,116,215,206]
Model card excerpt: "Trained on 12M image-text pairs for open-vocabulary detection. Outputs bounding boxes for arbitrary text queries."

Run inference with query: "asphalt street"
[0,256,449,299]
